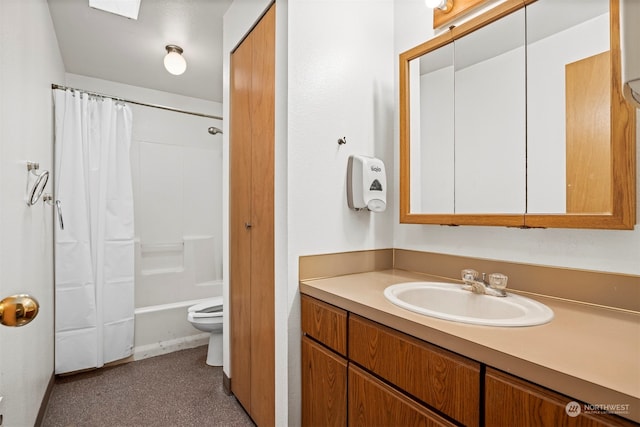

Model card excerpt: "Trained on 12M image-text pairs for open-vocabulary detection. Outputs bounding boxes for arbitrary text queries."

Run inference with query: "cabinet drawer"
[349,314,481,427]
[302,336,347,427]
[301,295,347,356]
[349,364,457,427]
[485,368,637,427]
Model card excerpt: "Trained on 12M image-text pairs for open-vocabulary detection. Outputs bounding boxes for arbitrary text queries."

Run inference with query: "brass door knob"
[0,294,39,327]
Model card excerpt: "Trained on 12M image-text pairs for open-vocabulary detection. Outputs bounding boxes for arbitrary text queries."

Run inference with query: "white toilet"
[187,296,223,366]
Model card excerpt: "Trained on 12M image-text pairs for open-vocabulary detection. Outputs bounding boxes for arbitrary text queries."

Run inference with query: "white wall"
[527,13,609,213]
[0,0,65,425]
[394,0,640,275]
[419,65,455,213]
[287,2,395,424]
[223,0,395,424]
[455,45,526,214]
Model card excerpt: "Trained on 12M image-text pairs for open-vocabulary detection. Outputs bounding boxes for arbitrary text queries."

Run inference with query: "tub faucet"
[461,269,508,297]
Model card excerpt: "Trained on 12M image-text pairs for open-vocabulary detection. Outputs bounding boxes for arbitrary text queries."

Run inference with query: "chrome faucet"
[461,269,508,297]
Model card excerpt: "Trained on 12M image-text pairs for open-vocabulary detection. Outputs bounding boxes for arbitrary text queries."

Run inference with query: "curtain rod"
[51,84,223,121]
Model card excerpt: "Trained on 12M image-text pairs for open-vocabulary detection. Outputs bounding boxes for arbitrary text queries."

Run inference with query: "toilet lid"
[188,296,223,313]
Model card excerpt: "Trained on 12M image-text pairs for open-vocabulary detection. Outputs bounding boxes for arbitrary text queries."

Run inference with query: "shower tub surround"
[130,103,223,360]
[133,236,222,359]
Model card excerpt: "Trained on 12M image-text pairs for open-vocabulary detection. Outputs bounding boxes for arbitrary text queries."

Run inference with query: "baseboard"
[223,371,232,396]
[34,372,55,427]
[133,333,209,361]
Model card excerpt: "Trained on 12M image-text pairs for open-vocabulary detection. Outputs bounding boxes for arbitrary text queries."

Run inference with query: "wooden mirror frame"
[400,0,636,229]
[433,0,490,29]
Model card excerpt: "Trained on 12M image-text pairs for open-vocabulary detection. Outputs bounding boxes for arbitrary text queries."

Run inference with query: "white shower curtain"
[53,88,135,374]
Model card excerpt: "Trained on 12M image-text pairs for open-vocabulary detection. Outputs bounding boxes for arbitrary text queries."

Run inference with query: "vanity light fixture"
[164,45,187,75]
[425,0,453,12]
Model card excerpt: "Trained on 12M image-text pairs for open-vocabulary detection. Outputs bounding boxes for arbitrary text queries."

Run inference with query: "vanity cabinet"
[485,368,637,427]
[301,294,637,427]
[301,295,479,426]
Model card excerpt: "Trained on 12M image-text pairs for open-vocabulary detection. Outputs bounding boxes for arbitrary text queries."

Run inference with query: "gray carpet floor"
[42,346,255,427]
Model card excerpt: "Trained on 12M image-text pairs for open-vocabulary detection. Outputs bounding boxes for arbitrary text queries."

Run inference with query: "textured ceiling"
[47,0,232,102]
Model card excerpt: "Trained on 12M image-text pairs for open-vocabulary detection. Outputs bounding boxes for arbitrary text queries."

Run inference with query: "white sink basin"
[384,282,553,327]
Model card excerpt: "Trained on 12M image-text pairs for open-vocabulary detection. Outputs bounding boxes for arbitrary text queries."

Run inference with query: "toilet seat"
[188,297,223,322]
[188,297,222,315]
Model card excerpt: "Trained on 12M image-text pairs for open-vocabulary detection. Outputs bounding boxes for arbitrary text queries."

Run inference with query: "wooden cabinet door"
[349,314,481,427]
[301,295,347,356]
[230,4,276,426]
[348,364,457,427]
[485,368,636,427]
[302,336,347,427]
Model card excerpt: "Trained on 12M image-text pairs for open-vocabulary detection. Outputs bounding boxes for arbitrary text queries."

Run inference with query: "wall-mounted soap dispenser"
[347,155,387,212]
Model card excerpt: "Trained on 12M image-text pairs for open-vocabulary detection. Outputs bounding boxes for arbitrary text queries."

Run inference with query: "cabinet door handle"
[245,222,252,229]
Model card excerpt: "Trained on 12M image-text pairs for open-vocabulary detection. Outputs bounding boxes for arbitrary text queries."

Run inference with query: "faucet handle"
[488,273,508,290]
[461,269,479,282]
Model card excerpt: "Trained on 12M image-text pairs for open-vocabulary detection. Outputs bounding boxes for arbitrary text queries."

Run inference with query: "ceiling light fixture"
[164,45,187,75]
[425,0,454,12]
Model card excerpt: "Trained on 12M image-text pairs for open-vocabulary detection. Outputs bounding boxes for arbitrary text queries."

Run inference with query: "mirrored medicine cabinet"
[399,0,636,229]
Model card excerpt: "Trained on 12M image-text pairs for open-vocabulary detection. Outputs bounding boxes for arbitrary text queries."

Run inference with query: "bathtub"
[133,236,222,360]
[133,293,221,360]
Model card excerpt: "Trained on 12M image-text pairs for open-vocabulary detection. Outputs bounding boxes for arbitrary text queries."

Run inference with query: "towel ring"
[26,162,49,206]
[43,194,64,230]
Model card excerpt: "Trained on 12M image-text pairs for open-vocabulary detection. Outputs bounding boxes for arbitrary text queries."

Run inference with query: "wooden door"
[230,21,253,413]
[566,51,612,214]
[249,5,276,426]
[230,4,276,426]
